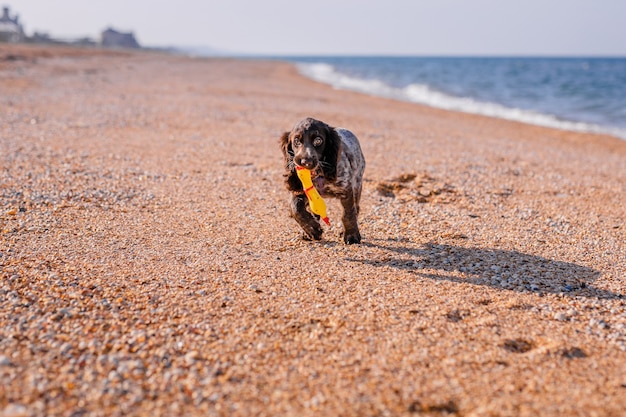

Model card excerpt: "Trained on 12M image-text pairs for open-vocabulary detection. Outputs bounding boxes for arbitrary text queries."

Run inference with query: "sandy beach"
[1,44,625,416]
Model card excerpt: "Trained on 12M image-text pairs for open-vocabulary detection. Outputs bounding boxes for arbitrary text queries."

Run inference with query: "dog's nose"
[299,158,316,169]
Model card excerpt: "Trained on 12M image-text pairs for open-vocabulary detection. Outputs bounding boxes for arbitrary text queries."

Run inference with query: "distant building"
[101,28,140,48]
[0,6,24,42]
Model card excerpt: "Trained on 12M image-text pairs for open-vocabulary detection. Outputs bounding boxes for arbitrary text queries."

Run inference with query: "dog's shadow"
[346,240,620,299]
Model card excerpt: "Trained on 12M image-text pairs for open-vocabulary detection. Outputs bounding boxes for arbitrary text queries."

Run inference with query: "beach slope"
[1,45,625,416]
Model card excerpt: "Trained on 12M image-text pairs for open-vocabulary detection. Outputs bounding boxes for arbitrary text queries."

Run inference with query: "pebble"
[1,404,28,417]
[0,355,14,367]
[588,318,612,332]
[184,351,200,364]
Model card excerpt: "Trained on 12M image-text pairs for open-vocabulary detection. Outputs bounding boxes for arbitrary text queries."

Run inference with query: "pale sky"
[10,0,626,56]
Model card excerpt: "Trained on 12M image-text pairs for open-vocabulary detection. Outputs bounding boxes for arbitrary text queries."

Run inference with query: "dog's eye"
[293,137,302,147]
[313,137,323,147]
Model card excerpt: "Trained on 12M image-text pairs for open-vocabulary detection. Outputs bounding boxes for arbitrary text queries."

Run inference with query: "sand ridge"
[1,44,625,416]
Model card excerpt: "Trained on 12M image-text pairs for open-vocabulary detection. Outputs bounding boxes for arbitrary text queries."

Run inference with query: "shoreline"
[1,44,625,416]
[290,57,626,141]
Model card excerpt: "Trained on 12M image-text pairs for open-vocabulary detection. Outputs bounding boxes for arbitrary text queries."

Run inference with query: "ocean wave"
[297,62,626,140]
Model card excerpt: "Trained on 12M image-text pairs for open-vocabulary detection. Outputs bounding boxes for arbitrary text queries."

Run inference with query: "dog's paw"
[302,232,323,241]
[343,230,361,245]
[302,225,323,241]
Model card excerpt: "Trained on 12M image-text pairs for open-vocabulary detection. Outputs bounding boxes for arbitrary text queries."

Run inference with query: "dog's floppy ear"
[279,130,302,191]
[321,125,341,182]
[279,131,292,168]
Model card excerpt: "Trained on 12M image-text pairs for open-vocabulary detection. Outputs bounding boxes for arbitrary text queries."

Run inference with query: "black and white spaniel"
[280,117,365,244]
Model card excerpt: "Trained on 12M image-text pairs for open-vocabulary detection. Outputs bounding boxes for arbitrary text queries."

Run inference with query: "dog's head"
[280,117,341,182]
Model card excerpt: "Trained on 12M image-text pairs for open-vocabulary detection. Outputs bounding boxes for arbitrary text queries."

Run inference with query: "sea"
[278,56,626,140]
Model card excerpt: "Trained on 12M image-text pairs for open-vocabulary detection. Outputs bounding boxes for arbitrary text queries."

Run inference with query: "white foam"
[297,62,626,140]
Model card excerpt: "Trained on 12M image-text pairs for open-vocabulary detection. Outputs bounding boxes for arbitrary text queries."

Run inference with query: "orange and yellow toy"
[296,166,330,226]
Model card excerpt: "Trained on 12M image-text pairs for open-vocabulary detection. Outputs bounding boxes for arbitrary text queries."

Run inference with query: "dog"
[280,117,365,244]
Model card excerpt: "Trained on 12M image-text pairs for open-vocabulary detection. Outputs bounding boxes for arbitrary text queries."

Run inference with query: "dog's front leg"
[340,190,361,244]
[290,193,323,241]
